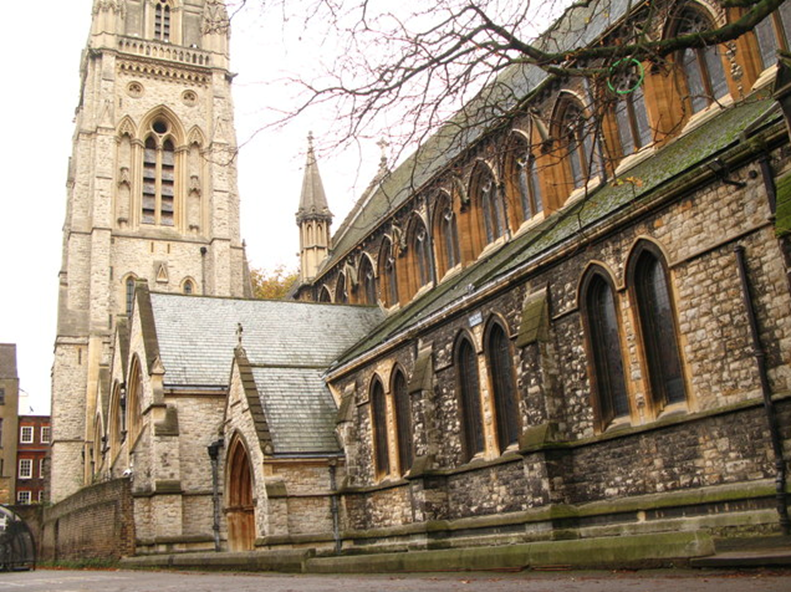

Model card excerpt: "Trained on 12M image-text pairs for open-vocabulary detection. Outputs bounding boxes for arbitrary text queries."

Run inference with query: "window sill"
[438,263,463,284]
[412,281,435,300]
[603,415,631,432]
[681,94,734,135]
[477,235,509,260]
[514,210,547,237]
[614,144,656,177]
[656,401,688,421]
[751,64,777,93]
[565,176,603,205]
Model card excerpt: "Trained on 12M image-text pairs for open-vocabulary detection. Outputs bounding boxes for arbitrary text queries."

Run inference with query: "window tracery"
[671,5,729,114]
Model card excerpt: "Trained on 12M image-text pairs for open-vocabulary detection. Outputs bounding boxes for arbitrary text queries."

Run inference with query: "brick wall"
[40,478,135,561]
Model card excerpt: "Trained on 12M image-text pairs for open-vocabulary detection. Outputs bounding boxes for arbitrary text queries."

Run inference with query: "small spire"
[296,132,332,222]
[376,138,389,175]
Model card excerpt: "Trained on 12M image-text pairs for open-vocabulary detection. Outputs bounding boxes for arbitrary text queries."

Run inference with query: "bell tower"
[51,0,248,501]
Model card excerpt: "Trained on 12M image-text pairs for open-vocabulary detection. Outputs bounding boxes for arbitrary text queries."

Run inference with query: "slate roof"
[332,95,781,368]
[148,294,384,455]
[149,293,384,387]
[323,0,634,271]
[251,366,340,454]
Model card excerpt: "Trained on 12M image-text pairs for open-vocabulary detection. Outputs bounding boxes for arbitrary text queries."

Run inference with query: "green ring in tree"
[607,58,645,95]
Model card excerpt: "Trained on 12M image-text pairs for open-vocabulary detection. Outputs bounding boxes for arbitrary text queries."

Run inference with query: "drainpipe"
[200,246,208,295]
[328,459,342,555]
[734,245,790,535]
[207,439,224,551]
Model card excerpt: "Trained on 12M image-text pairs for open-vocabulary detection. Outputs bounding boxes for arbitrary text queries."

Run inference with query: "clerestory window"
[504,132,543,226]
[612,70,652,155]
[673,6,729,114]
[754,4,791,71]
[433,192,460,277]
[471,162,507,246]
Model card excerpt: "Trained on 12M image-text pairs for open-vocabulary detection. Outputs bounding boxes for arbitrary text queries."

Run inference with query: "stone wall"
[40,478,135,561]
[330,135,791,542]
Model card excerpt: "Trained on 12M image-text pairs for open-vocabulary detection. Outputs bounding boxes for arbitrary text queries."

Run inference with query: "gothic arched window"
[126,357,144,445]
[142,118,177,227]
[433,192,460,278]
[612,70,652,155]
[370,377,390,477]
[379,239,399,308]
[125,276,136,317]
[486,321,519,452]
[359,255,377,305]
[504,132,543,227]
[456,335,484,462]
[754,4,791,71]
[318,285,332,302]
[581,268,630,430]
[155,0,172,42]
[671,5,728,114]
[335,273,348,304]
[629,242,686,413]
[556,98,600,190]
[471,162,506,246]
[409,216,434,293]
[392,368,413,474]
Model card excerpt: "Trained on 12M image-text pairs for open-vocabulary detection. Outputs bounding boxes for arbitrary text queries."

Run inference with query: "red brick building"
[15,415,50,504]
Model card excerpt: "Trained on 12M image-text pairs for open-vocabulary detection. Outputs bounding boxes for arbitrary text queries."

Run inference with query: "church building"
[48,0,791,563]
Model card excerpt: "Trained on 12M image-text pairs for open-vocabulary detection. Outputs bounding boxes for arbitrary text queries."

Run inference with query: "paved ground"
[0,569,789,592]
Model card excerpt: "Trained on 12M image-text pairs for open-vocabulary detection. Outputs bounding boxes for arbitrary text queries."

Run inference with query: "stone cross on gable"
[236,322,243,348]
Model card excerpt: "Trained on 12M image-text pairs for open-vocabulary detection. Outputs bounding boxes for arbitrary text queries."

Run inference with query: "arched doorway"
[225,436,255,551]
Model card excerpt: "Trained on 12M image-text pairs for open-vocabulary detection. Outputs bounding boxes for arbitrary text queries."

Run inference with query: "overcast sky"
[0,1,379,414]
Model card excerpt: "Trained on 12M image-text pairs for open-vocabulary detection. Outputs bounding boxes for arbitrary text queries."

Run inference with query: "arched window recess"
[358,254,378,305]
[627,240,687,416]
[553,95,603,196]
[667,3,729,117]
[484,317,520,453]
[455,332,484,463]
[470,161,508,250]
[431,190,461,279]
[579,265,630,431]
[139,109,184,229]
[369,376,390,478]
[503,129,544,232]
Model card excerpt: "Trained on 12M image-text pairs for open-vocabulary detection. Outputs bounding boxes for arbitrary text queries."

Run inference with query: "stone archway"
[225,436,255,551]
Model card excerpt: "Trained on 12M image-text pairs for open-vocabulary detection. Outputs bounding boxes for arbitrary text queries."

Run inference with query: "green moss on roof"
[332,98,780,369]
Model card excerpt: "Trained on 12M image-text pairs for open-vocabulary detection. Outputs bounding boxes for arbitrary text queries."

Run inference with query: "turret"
[296,133,333,283]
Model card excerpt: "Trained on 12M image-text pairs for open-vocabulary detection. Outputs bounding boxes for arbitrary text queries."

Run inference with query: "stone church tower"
[51,0,248,501]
